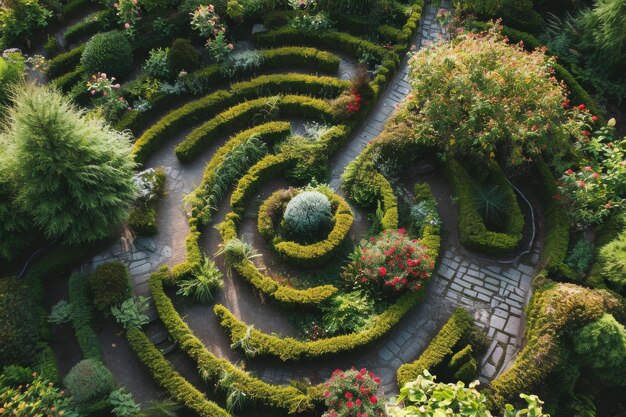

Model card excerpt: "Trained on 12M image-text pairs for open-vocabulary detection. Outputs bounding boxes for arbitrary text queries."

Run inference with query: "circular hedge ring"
[258,187,354,267]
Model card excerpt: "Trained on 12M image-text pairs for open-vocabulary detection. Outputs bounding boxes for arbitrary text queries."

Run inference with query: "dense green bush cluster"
[47,44,85,79]
[445,159,524,255]
[133,74,347,163]
[397,308,474,386]
[64,358,116,404]
[63,10,113,44]
[88,261,131,314]
[80,31,133,78]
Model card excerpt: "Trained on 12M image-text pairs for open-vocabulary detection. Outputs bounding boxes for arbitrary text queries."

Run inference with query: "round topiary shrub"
[283,190,332,238]
[64,359,116,404]
[81,31,133,78]
[88,261,131,314]
[167,38,200,76]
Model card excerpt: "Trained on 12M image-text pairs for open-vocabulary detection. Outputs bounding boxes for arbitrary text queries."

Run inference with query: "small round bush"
[64,359,116,404]
[89,261,131,313]
[283,191,332,237]
[599,231,626,292]
[167,38,200,76]
[322,368,385,417]
[81,31,133,78]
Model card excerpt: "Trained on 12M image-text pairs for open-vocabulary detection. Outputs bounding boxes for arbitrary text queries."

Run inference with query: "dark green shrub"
[0,0,52,48]
[47,45,85,79]
[597,230,626,293]
[167,38,200,76]
[0,278,42,367]
[81,31,133,78]
[69,274,103,361]
[448,344,477,383]
[64,359,116,404]
[564,238,594,278]
[1,365,33,385]
[322,292,374,335]
[454,358,477,383]
[88,261,131,314]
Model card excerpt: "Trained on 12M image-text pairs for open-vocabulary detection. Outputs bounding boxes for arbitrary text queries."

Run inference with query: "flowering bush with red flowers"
[347,89,361,113]
[343,229,433,295]
[557,118,626,229]
[322,368,385,417]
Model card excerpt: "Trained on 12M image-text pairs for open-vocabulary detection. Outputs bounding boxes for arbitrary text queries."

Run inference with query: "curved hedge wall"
[133,74,348,164]
[396,307,474,386]
[445,159,524,256]
[175,94,337,162]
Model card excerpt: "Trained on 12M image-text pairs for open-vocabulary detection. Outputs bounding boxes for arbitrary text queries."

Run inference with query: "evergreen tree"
[1,84,136,246]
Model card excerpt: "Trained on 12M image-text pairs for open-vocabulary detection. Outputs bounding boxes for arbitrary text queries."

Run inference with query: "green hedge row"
[175,93,338,162]
[253,28,388,63]
[63,10,112,44]
[68,273,103,361]
[149,271,316,413]
[445,159,524,256]
[169,124,291,284]
[126,328,231,417]
[133,74,347,164]
[214,291,424,361]
[258,189,354,267]
[396,308,474,386]
[116,47,341,134]
[533,162,573,280]
[51,65,85,93]
[47,44,85,80]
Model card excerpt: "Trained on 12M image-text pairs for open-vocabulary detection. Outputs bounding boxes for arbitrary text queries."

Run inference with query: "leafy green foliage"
[573,313,626,385]
[167,38,200,76]
[112,296,150,330]
[64,359,116,404]
[81,31,134,78]
[0,84,136,245]
[89,261,131,314]
[474,184,507,229]
[598,229,626,292]
[110,388,141,417]
[390,371,549,417]
[283,190,332,239]
[0,0,52,48]
[48,300,72,324]
[0,54,24,113]
[0,278,42,367]
[143,48,170,80]
[215,238,260,273]
[177,257,224,303]
[564,238,594,277]
[322,292,373,335]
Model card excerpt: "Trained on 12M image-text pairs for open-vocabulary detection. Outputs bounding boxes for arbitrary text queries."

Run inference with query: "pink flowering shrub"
[191,5,234,62]
[343,229,433,295]
[407,24,569,167]
[114,0,140,33]
[323,368,385,417]
[86,72,129,121]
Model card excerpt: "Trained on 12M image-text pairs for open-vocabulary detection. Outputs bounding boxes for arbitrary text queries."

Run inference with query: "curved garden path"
[77,0,543,404]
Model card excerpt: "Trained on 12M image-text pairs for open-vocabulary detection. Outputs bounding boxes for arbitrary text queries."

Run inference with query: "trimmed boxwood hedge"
[133,74,347,164]
[253,28,388,64]
[534,162,574,280]
[47,45,85,80]
[63,10,112,44]
[126,328,231,417]
[396,308,474,386]
[149,271,316,413]
[68,273,103,361]
[116,46,342,134]
[51,65,85,93]
[445,159,524,256]
[168,123,291,283]
[175,93,337,162]
[258,188,354,267]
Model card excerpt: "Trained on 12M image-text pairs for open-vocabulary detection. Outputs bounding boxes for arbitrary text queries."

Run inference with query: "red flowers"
[592,115,598,122]
[347,89,362,113]
[578,104,585,110]
[323,368,384,417]
[378,266,387,276]
[369,396,378,404]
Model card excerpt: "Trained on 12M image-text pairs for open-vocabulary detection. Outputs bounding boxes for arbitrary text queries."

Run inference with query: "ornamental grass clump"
[407,24,568,167]
[343,229,433,295]
[322,368,385,417]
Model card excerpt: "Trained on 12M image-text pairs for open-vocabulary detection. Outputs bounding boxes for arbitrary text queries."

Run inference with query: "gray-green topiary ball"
[81,31,133,78]
[283,191,331,237]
